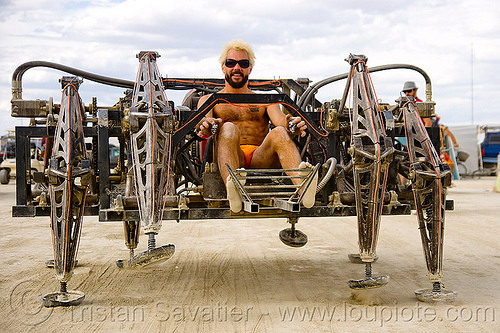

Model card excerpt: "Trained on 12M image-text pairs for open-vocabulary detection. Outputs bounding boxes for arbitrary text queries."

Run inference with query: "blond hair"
[218,39,256,67]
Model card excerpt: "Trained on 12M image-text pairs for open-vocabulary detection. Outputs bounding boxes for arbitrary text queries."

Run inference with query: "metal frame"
[8,52,456,304]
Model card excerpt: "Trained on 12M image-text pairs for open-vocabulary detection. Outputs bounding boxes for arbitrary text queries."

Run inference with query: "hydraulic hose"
[12,61,134,100]
[298,64,433,110]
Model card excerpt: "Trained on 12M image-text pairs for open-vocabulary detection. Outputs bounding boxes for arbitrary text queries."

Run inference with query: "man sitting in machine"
[196,39,317,213]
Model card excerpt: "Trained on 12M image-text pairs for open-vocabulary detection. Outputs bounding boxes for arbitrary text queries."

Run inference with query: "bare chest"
[214,104,269,123]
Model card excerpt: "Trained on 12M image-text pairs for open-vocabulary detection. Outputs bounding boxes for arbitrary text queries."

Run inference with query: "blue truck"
[480,127,500,172]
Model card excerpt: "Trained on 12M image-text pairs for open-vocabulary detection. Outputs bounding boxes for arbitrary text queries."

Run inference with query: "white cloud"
[0,0,499,135]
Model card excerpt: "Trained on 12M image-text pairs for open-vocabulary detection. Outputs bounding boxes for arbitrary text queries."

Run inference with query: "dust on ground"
[1,177,498,332]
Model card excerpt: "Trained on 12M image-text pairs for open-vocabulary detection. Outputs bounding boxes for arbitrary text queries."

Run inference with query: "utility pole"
[471,42,474,125]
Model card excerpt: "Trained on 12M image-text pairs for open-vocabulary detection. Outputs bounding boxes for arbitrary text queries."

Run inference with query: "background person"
[402,81,432,126]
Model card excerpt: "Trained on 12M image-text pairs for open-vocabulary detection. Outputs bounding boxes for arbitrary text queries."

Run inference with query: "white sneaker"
[299,162,318,208]
[227,175,242,213]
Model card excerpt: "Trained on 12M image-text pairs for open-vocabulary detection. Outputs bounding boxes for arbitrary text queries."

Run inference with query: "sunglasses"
[224,59,250,68]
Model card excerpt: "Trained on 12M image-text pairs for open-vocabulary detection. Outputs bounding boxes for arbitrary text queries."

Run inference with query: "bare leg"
[216,122,245,182]
[250,126,302,181]
[216,122,245,212]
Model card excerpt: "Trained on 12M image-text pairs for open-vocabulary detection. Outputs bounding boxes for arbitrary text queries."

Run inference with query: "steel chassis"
[9,52,456,306]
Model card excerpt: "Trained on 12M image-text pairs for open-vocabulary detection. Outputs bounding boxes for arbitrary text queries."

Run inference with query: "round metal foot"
[41,290,85,307]
[348,275,389,290]
[279,228,308,247]
[415,288,457,302]
[348,253,378,264]
[120,244,175,269]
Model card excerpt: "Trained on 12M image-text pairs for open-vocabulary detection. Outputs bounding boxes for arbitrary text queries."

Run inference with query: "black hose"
[298,63,432,109]
[12,61,134,99]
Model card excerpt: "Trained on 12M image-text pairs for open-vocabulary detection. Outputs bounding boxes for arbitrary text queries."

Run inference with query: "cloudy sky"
[0,0,498,136]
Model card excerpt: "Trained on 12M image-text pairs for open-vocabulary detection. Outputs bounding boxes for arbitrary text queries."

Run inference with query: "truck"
[480,126,500,173]
[0,140,44,184]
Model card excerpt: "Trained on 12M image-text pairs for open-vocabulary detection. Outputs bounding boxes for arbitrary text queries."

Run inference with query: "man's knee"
[269,126,293,144]
[219,122,240,140]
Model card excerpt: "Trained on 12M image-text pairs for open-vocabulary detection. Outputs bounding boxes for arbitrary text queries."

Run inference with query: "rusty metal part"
[415,282,457,302]
[123,220,140,258]
[348,262,389,289]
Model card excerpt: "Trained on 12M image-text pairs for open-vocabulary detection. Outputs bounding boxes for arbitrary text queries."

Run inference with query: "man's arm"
[267,104,307,137]
[196,94,221,137]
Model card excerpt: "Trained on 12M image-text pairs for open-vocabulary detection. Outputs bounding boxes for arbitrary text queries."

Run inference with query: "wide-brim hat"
[403,81,418,91]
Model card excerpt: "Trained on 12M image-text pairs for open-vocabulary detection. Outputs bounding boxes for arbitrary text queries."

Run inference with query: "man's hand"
[286,114,307,137]
[197,117,222,137]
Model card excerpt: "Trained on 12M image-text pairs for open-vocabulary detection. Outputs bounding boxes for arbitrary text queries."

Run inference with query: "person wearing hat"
[402,81,422,102]
[402,81,432,126]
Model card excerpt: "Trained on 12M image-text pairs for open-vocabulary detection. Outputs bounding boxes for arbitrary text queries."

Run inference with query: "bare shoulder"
[197,93,212,108]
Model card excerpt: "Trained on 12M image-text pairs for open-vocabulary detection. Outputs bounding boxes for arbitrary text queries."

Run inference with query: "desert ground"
[1,176,499,333]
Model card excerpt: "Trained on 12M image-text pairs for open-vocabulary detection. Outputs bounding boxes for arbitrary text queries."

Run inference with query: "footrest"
[226,163,319,213]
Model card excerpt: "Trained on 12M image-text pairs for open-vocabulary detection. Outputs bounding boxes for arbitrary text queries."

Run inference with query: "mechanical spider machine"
[10,51,456,306]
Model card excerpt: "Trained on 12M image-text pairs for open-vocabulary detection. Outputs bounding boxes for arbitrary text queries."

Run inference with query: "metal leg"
[118,51,175,269]
[402,99,457,302]
[345,55,392,290]
[42,78,89,307]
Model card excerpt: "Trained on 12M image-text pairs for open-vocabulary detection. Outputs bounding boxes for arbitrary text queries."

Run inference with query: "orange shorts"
[240,145,259,168]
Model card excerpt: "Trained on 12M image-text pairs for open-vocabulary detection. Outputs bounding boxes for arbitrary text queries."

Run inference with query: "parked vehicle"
[0,141,44,184]
[0,140,15,163]
[480,126,500,174]
[109,144,119,168]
